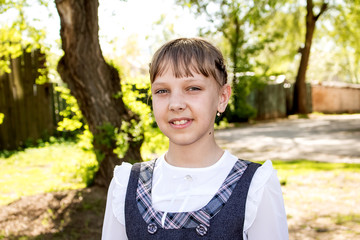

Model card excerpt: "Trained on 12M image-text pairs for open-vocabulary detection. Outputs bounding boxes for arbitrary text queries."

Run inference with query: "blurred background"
[0,0,359,239]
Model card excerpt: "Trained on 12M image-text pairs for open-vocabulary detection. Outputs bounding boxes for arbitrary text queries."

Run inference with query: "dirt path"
[215,114,360,163]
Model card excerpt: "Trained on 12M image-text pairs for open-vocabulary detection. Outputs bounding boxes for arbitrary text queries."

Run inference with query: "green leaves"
[327,0,360,83]
[121,76,168,160]
[0,0,49,73]
[0,113,4,125]
[55,85,84,132]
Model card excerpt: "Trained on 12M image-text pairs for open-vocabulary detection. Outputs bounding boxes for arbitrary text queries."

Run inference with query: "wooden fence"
[0,50,63,150]
[248,82,312,120]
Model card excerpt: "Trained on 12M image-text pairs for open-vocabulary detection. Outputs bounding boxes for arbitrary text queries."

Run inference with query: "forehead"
[153,57,212,82]
[153,67,204,82]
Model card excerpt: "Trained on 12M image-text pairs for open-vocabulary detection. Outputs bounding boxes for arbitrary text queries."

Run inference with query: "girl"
[102,38,288,239]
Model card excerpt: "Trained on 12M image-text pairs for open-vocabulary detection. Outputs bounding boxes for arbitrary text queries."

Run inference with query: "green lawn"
[0,142,97,206]
[269,160,360,186]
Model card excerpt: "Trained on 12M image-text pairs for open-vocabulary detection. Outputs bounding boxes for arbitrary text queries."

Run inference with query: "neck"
[166,137,224,168]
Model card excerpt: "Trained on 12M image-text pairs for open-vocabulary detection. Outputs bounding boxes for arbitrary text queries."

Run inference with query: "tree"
[292,0,328,114]
[55,0,143,187]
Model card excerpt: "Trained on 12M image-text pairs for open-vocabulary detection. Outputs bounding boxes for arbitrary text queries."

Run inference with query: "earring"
[217,112,221,117]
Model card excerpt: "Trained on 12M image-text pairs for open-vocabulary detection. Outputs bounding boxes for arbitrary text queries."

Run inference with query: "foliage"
[0,113,4,125]
[53,71,168,161]
[0,140,97,205]
[94,122,117,149]
[120,75,168,160]
[251,2,305,79]
[54,86,95,153]
[76,126,93,151]
[55,85,84,133]
[0,0,50,74]
[324,0,360,83]
[226,75,260,121]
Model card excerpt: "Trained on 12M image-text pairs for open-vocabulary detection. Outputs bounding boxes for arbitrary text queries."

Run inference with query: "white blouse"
[102,150,288,240]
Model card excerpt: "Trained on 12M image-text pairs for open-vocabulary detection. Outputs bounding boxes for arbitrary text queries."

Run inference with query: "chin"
[167,136,197,147]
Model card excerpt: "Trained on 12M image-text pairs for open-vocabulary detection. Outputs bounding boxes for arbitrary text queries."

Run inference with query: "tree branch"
[315,1,328,21]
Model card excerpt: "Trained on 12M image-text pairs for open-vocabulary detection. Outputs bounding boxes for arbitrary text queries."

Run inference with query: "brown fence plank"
[0,50,59,150]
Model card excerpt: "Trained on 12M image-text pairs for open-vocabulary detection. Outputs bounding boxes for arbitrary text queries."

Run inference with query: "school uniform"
[102,150,288,240]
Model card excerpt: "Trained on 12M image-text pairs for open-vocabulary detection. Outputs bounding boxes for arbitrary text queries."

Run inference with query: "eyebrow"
[152,77,204,86]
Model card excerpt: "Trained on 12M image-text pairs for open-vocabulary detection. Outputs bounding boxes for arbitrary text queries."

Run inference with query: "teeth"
[173,120,188,125]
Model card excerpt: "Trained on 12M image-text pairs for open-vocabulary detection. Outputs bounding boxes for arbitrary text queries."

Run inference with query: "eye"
[154,89,168,94]
[187,86,201,91]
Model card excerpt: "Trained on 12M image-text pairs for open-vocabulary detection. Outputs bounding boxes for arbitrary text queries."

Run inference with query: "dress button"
[147,223,158,234]
[184,175,193,181]
[196,224,208,236]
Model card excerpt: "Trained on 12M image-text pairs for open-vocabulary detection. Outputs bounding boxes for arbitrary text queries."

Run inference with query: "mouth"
[172,119,189,125]
[169,118,192,128]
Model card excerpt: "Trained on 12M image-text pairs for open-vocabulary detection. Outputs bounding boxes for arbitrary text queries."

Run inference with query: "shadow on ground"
[0,187,106,240]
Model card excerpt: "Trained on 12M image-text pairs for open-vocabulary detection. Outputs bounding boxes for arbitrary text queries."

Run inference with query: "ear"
[217,84,231,113]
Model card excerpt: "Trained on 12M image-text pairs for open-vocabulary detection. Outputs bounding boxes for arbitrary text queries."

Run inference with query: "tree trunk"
[293,0,328,114]
[55,0,143,188]
[293,15,315,114]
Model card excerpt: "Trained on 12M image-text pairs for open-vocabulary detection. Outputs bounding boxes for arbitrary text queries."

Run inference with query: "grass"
[272,159,360,171]
[253,160,360,186]
[0,141,97,206]
[272,159,360,175]
[335,214,360,225]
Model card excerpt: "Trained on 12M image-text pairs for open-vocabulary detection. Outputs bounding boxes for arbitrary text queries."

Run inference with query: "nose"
[169,92,186,112]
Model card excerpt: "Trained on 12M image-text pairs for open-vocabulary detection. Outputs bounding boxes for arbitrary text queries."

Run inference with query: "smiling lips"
[169,118,193,128]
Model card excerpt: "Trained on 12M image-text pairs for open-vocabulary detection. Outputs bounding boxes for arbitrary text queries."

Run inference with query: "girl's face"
[151,67,230,147]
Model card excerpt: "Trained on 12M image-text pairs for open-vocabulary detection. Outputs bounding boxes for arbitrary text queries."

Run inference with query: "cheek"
[192,97,218,120]
[152,99,165,119]
[201,93,220,111]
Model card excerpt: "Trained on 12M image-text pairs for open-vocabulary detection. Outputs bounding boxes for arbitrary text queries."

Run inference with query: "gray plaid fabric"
[136,159,249,229]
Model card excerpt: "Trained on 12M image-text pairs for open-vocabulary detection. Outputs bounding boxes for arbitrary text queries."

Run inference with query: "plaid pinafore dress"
[125,159,261,239]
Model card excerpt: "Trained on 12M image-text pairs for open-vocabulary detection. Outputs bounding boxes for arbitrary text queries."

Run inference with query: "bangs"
[155,54,215,81]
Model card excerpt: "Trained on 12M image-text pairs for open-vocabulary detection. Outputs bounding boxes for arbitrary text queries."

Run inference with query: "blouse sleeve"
[101,162,132,240]
[243,160,289,240]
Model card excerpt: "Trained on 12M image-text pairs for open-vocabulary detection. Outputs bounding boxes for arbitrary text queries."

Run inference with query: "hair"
[149,38,228,86]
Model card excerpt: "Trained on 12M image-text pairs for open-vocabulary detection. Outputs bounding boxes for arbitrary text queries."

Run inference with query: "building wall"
[312,83,360,113]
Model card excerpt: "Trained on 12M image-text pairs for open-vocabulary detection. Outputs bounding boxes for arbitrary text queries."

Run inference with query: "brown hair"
[149,38,228,86]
